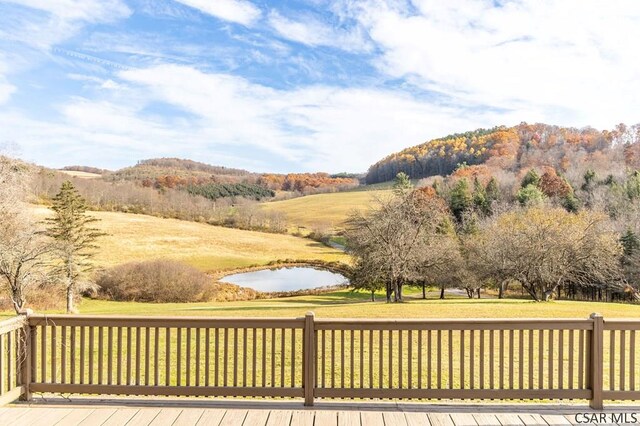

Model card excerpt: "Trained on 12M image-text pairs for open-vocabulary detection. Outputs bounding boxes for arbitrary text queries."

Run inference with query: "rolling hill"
[259,189,392,231]
[366,122,639,184]
[30,206,348,271]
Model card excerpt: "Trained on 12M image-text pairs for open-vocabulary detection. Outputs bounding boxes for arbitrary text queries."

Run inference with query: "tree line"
[347,170,640,303]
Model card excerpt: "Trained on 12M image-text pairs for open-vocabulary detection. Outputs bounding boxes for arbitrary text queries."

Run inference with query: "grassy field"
[57,170,102,179]
[70,290,640,318]
[260,189,392,231]
[30,206,348,271]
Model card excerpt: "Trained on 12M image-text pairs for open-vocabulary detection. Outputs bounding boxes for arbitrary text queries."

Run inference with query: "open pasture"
[260,190,392,231]
[30,207,348,272]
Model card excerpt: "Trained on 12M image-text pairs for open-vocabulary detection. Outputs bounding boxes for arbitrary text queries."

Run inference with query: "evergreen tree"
[521,169,541,188]
[621,229,640,257]
[562,194,580,213]
[626,171,640,200]
[472,177,490,215]
[581,169,597,193]
[449,179,473,221]
[431,179,443,196]
[485,177,500,202]
[46,181,105,313]
[393,172,412,193]
[516,184,545,206]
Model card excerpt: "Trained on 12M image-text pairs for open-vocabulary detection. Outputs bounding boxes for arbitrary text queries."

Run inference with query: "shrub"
[96,260,212,303]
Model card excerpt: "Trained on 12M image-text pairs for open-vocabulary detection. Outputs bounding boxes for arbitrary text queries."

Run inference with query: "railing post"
[589,313,604,410]
[18,310,32,401]
[303,312,315,406]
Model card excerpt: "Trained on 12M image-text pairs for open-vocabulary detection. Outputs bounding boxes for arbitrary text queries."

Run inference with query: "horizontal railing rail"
[0,312,636,408]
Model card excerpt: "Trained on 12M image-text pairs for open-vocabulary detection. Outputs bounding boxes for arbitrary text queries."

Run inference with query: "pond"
[220,267,349,292]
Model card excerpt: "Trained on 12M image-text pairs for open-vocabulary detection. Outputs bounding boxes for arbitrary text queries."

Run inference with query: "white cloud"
[268,10,370,52]
[174,0,261,26]
[342,0,640,128]
[0,79,15,105]
[0,58,16,104]
[3,0,131,23]
[0,0,131,49]
[114,64,505,172]
[1,63,504,172]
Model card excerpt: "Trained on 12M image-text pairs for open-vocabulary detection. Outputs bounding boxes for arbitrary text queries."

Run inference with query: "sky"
[0,0,639,174]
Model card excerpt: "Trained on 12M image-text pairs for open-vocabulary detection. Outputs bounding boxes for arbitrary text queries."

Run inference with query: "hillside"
[260,189,392,231]
[30,206,348,271]
[107,158,256,183]
[366,123,640,184]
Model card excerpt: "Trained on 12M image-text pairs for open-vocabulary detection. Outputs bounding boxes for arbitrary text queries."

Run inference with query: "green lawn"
[65,291,640,319]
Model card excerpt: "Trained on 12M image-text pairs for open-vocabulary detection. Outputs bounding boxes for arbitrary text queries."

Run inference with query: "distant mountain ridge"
[366,123,640,184]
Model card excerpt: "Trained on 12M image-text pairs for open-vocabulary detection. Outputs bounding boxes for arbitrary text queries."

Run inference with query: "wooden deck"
[1,399,639,426]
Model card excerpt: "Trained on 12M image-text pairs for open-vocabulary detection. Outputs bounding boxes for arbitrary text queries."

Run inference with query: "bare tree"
[0,155,52,312]
[469,206,623,301]
[345,190,454,302]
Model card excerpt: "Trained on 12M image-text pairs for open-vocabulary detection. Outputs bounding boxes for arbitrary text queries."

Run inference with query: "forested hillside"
[366,123,640,184]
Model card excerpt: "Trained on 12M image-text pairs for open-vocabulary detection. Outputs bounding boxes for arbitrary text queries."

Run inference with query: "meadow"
[72,290,640,318]
[30,206,348,272]
[260,189,392,231]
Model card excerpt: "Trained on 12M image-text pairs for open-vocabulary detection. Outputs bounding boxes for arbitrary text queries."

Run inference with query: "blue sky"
[1,0,639,173]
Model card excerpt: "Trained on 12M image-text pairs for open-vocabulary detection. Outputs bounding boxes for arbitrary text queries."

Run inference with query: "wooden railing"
[0,312,637,408]
[0,316,28,405]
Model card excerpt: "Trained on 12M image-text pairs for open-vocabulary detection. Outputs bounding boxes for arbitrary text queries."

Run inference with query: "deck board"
[539,414,572,426]
[361,411,385,426]
[383,411,409,426]
[174,408,205,425]
[428,413,455,426]
[196,409,226,426]
[55,408,95,426]
[243,409,270,426]
[314,410,338,426]
[338,410,361,426]
[125,408,162,426]
[472,413,501,426]
[101,408,141,426]
[518,413,547,426]
[148,408,183,426]
[450,413,478,426]
[77,408,118,425]
[265,410,292,426]
[289,410,315,426]
[495,413,525,426]
[219,409,246,426]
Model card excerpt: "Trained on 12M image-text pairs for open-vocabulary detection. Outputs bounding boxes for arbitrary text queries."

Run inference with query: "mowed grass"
[30,206,348,271]
[260,189,392,231]
[75,291,640,318]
